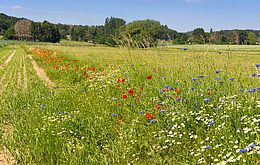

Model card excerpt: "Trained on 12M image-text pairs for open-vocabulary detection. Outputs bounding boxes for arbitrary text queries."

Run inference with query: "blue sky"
[0,0,259,32]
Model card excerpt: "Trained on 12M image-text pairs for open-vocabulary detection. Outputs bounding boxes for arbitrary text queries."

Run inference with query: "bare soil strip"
[0,147,16,165]
[0,124,16,165]
[28,55,54,87]
[3,50,16,66]
[0,50,16,69]
[0,50,17,164]
[0,50,12,62]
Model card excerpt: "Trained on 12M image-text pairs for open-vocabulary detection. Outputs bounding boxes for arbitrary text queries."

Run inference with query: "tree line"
[0,13,259,46]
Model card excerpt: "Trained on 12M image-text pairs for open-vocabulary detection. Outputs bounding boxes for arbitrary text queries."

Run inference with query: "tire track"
[0,50,12,63]
[0,50,16,69]
[28,55,54,87]
[0,49,17,164]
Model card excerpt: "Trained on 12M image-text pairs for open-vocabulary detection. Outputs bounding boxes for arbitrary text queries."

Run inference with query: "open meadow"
[0,42,259,164]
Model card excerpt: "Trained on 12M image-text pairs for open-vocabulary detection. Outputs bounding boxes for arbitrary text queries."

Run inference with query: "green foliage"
[4,26,15,40]
[31,21,61,43]
[119,19,162,47]
[190,28,207,44]
[0,12,260,46]
[247,32,257,45]
[0,44,259,164]
[0,13,20,35]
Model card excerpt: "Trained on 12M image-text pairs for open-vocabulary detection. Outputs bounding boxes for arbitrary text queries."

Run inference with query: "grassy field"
[0,43,259,164]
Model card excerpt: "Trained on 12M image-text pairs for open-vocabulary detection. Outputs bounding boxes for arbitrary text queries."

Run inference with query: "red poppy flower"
[122,94,127,99]
[151,114,155,119]
[92,67,95,71]
[121,79,125,83]
[128,89,134,94]
[122,91,126,95]
[146,75,152,79]
[138,87,143,91]
[175,88,181,94]
[146,113,151,119]
[155,104,160,110]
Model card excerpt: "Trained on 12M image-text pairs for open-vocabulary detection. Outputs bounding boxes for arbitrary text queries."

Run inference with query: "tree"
[173,33,188,44]
[14,19,32,41]
[4,26,15,39]
[120,19,161,47]
[71,25,87,41]
[190,28,207,44]
[31,21,61,43]
[31,22,42,41]
[247,32,257,45]
[104,17,126,46]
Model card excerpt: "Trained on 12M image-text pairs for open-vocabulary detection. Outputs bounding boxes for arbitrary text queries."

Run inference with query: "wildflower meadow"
[0,43,259,164]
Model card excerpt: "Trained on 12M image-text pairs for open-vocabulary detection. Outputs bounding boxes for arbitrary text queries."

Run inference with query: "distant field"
[0,43,259,164]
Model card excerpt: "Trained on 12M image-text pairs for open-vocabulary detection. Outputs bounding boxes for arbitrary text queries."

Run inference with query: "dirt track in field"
[0,50,16,69]
[28,55,54,87]
[0,49,18,165]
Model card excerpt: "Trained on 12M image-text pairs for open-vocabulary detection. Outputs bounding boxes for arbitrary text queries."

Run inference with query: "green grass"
[0,44,259,164]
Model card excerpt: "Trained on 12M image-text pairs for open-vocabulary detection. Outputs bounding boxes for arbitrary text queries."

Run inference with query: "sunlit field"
[0,42,259,164]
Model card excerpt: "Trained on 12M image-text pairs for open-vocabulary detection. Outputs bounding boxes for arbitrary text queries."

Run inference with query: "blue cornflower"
[40,104,46,110]
[150,119,156,123]
[169,126,174,129]
[199,75,204,78]
[206,145,211,149]
[139,111,144,115]
[252,74,257,77]
[248,90,254,93]
[183,48,187,51]
[216,77,220,81]
[176,97,182,101]
[170,88,174,91]
[255,64,260,68]
[58,112,62,115]
[112,114,117,117]
[164,86,170,88]
[192,78,198,81]
[239,149,246,153]
[113,98,119,100]
[161,89,166,93]
[159,103,164,106]
[204,98,209,103]
[208,121,215,126]
[229,78,235,81]
[194,103,200,108]
[160,110,166,113]
[190,87,195,91]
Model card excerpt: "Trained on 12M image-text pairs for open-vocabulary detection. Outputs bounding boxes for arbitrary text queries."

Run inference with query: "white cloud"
[12,5,25,10]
